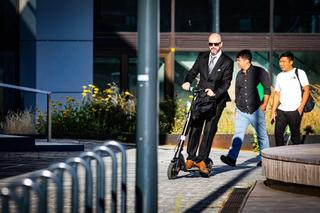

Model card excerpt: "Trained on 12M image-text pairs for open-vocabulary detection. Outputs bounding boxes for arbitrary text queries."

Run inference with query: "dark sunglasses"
[208,42,221,47]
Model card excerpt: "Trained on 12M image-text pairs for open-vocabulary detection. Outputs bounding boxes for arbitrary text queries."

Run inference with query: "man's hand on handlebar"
[181,82,191,91]
[182,83,215,96]
[205,88,215,97]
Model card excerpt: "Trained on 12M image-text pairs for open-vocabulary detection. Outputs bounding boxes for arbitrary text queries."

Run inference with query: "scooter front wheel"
[167,161,180,179]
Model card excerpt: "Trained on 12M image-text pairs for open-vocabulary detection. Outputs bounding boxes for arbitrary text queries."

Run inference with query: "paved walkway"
[242,181,320,213]
[157,146,264,212]
[0,139,265,212]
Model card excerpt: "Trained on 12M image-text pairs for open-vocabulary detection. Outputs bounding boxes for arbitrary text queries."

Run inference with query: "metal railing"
[0,83,52,141]
[0,140,127,213]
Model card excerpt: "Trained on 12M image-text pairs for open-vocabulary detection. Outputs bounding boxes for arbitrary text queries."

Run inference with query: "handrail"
[0,82,52,142]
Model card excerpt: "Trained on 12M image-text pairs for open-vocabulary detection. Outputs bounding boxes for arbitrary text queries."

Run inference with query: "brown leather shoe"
[185,159,195,170]
[195,161,209,174]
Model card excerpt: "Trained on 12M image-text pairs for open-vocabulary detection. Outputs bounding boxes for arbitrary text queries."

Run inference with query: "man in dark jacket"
[220,49,271,167]
[181,33,233,175]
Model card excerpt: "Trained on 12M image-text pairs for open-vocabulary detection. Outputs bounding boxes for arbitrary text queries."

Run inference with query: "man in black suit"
[182,33,233,175]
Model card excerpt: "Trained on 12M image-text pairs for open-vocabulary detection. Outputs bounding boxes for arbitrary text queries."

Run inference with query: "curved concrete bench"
[262,144,320,187]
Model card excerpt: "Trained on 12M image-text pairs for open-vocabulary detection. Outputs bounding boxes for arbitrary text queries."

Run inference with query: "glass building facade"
[93,0,320,100]
[1,0,320,115]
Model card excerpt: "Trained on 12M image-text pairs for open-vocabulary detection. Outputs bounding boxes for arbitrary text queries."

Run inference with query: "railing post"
[0,83,52,141]
[47,92,52,142]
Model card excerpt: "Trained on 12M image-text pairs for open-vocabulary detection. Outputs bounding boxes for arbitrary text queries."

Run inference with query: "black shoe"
[257,161,262,167]
[220,155,236,167]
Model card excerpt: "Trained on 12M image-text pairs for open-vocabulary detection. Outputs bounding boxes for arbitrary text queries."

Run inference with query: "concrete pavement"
[0,139,264,212]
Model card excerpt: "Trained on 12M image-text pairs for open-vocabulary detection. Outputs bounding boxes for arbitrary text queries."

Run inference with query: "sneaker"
[220,155,236,167]
[257,161,262,167]
[195,161,209,175]
[185,159,195,170]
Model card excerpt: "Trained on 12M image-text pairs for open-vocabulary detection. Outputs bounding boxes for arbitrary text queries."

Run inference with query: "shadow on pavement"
[184,157,260,213]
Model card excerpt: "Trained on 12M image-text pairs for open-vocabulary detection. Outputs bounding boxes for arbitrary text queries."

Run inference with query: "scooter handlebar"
[190,87,205,94]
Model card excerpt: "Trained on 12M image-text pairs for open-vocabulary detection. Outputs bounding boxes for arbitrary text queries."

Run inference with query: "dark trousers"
[275,109,302,146]
[187,100,226,162]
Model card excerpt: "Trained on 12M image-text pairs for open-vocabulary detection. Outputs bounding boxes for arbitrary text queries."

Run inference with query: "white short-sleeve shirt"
[275,68,309,111]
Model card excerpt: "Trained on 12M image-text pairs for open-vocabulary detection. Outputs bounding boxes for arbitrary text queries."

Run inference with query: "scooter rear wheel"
[167,161,180,179]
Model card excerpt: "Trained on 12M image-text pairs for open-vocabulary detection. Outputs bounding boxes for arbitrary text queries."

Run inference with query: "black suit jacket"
[184,51,234,102]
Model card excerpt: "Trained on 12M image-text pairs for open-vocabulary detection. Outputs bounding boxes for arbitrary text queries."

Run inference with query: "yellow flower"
[104,89,113,94]
[125,91,133,97]
[94,88,99,94]
[82,85,87,89]
[82,92,87,97]
[88,84,95,88]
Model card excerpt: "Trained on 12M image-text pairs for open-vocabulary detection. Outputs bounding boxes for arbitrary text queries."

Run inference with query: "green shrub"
[37,83,193,139]
[37,83,136,139]
[36,83,320,140]
[160,98,190,134]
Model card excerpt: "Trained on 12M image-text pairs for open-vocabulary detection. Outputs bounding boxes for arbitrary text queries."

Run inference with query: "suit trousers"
[187,99,226,162]
[275,109,302,146]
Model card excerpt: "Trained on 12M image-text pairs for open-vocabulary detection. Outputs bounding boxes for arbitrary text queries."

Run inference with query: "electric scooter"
[167,88,214,179]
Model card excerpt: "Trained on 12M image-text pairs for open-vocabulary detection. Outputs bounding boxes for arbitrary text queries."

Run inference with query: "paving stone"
[0,140,264,212]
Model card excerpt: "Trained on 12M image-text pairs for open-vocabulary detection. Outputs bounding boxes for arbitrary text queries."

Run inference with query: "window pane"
[0,0,19,116]
[160,0,171,32]
[220,0,269,32]
[175,0,211,32]
[274,0,320,33]
[273,51,320,84]
[94,0,137,32]
[159,58,165,99]
[128,57,165,100]
[0,0,19,51]
[128,57,137,95]
[93,57,121,89]
[94,0,170,32]
[174,52,200,99]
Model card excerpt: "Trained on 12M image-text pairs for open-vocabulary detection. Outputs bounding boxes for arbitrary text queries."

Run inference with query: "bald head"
[208,33,223,55]
[208,33,222,43]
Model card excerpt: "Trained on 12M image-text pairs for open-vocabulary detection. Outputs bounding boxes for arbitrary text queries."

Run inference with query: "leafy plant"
[160,98,190,134]
[37,83,136,139]
[35,83,320,140]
